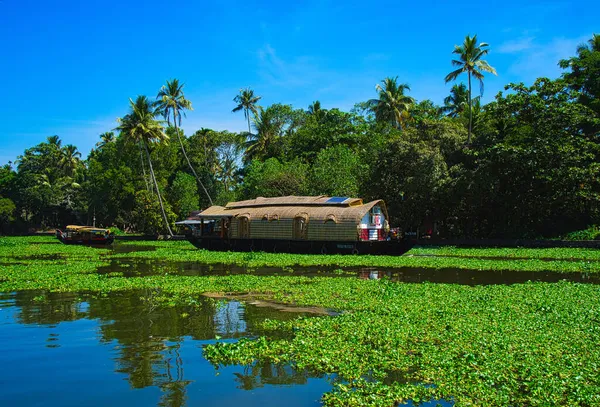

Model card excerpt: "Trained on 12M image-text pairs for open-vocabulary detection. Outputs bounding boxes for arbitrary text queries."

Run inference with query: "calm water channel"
[0,290,333,407]
[95,258,600,285]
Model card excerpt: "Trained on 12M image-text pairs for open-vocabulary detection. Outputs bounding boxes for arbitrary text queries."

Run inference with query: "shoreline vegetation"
[3,236,600,273]
[1,34,600,241]
[1,236,600,406]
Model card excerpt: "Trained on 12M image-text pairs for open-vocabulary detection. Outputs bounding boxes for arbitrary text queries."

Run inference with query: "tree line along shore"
[1,34,599,240]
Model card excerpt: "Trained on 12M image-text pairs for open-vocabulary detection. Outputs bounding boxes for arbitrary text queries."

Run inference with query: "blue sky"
[0,0,597,165]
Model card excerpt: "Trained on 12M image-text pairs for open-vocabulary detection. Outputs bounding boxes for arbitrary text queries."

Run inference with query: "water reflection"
[233,361,313,390]
[96,259,351,278]
[0,290,330,407]
[96,259,600,285]
[366,267,600,285]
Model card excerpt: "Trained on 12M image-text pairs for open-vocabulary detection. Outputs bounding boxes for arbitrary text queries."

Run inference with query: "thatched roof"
[194,197,387,223]
[196,206,228,219]
[226,196,363,209]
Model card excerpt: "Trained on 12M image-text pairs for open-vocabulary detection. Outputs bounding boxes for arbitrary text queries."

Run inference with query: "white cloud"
[507,35,590,80]
[256,44,326,88]
[498,37,535,53]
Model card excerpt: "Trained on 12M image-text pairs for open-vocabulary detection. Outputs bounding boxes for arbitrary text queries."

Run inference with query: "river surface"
[0,290,333,407]
[94,258,600,285]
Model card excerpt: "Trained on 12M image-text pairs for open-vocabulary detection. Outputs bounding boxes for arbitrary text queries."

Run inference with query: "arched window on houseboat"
[324,214,337,224]
[238,215,250,238]
[293,214,308,240]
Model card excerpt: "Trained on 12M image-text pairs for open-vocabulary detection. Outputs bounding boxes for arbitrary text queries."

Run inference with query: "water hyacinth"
[1,236,600,405]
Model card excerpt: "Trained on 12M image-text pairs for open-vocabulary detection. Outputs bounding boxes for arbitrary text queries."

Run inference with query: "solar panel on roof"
[326,197,348,203]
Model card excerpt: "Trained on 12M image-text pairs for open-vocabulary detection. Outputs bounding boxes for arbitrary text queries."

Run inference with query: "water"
[95,258,600,285]
[0,290,332,407]
[96,259,352,278]
[23,240,600,285]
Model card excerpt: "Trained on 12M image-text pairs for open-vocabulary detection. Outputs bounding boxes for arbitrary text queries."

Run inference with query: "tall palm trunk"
[138,142,151,192]
[468,72,472,145]
[143,142,173,236]
[246,109,251,134]
[173,118,213,206]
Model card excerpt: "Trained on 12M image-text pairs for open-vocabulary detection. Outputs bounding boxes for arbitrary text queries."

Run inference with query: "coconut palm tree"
[577,33,600,54]
[116,96,173,236]
[244,107,282,162]
[307,100,321,115]
[215,134,243,191]
[47,135,62,148]
[367,77,415,130]
[307,100,326,121]
[445,35,497,144]
[59,144,81,177]
[156,79,213,206]
[95,132,115,149]
[215,157,238,192]
[232,88,262,134]
[441,83,469,118]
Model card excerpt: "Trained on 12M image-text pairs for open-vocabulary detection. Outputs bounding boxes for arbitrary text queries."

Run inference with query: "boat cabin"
[56,225,114,245]
[177,196,390,242]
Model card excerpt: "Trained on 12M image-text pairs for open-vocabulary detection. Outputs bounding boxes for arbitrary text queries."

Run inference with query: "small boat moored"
[55,225,115,245]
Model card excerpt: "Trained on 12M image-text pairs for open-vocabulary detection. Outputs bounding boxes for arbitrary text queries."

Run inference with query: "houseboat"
[55,225,115,245]
[176,196,412,255]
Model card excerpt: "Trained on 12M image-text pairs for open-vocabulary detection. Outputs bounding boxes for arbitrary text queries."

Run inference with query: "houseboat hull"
[187,236,413,255]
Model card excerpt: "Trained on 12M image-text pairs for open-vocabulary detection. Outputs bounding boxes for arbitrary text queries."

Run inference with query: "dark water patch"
[95,259,600,285]
[96,259,352,278]
[408,253,600,262]
[384,267,600,285]
[0,289,331,406]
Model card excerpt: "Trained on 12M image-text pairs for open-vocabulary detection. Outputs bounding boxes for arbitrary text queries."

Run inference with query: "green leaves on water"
[2,236,600,405]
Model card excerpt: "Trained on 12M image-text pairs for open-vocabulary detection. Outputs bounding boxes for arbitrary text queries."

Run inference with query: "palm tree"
[469,98,485,136]
[95,132,115,149]
[156,79,213,206]
[116,96,173,236]
[577,33,600,54]
[307,100,326,121]
[215,157,238,192]
[59,144,81,177]
[244,107,283,162]
[215,134,243,191]
[307,100,321,115]
[232,88,262,134]
[47,135,62,148]
[367,77,415,130]
[441,84,469,118]
[445,35,497,144]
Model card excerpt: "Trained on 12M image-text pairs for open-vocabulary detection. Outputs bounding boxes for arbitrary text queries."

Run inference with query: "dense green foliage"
[1,35,599,238]
[1,237,600,406]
